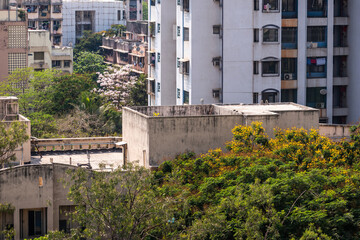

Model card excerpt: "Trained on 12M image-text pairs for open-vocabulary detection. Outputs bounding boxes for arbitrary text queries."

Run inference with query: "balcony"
[51,0,62,5]
[307,0,327,18]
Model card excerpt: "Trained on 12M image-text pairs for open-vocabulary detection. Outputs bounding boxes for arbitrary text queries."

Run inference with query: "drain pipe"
[221,0,224,103]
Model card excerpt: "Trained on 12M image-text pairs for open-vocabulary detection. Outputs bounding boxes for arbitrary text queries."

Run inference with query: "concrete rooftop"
[31,149,123,171]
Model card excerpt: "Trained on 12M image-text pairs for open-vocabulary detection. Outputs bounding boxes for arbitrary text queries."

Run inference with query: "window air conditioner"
[315,103,325,109]
[284,73,293,80]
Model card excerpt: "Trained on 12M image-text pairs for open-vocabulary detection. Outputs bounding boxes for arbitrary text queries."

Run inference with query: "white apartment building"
[147,0,177,106]
[148,0,360,124]
[62,0,142,47]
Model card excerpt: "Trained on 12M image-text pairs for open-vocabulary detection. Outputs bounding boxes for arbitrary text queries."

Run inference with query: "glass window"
[254,29,259,42]
[184,27,189,41]
[263,27,278,42]
[262,61,279,75]
[263,0,279,11]
[34,52,44,61]
[307,26,327,43]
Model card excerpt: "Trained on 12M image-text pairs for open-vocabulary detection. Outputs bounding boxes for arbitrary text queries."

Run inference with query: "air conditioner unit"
[284,73,293,80]
[316,103,325,109]
[212,57,222,68]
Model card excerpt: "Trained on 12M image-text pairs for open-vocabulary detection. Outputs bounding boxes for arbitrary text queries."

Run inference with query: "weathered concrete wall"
[0,164,75,240]
[319,124,352,141]
[147,115,245,166]
[122,108,149,167]
[124,104,320,168]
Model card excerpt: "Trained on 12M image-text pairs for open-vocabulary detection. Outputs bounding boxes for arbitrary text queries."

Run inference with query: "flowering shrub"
[95,65,137,108]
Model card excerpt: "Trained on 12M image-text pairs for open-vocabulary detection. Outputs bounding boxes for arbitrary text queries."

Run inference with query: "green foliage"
[73,31,103,54]
[129,74,148,106]
[142,1,148,20]
[73,51,107,74]
[65,165,176,239]
[0,121,29,166]
[47,74,95,114]
[153,123,360,239]
[27,112,58,138]
[105,24,126,37]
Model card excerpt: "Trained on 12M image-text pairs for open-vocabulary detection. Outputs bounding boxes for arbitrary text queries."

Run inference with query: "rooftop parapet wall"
[123,103,319,168]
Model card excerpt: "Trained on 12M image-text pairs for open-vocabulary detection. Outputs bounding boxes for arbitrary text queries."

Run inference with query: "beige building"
[0,9,28,82]
[0,164,76,240]
[123,103,319,169]
[0,96,31,165]
[28,29,73,73]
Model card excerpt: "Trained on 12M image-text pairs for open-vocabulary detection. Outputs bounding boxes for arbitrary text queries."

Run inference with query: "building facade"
[62,0,142,47]
[148,0,360,124]
[147,0,177,106]
[0,9,28,82]
[28,30,73,73]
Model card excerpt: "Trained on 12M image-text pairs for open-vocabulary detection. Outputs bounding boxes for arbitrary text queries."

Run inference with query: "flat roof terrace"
[128,103,316,118]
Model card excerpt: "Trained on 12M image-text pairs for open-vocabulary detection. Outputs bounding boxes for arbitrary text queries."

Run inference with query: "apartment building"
[28,30,73,73]
[148,0,176,106]
[21,0,64,46]
[149,0,360,124]
[101,21,148,74]
[62,0,142,47]
[0,8,28,82]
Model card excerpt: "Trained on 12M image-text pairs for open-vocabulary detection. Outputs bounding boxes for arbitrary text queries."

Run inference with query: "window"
[150,0,155,6]
[53,5,61,13]
[262,58,280,76]
[177,26,181,36]
[263,0,279,11]
[253,92,259,103]
[34,52,44,61]
[263,26,279,42]
[254,0,259,10]
[183,27,189,41]
[183,0,190,12]
[64,61,71,68]
[28,211,43,236]
[282,0,296,12]
[253,61,259,74]
[307,0,327,17]
[281,27,297,49]
[306,87,327,108]
[158,0,161,3]
[177,57,180,68]
[177,88,181,98]
[262,89,279,103]
[177,0,181,5]
[28,21,36,29]
[157,82,161,92]
[254,29,259,42]
[157,53,161,62]
[307,57,327,78]
[281,58,297,80]
[183,90,189,104]
[52,60,61,68]
[180,60,190,75]
[281,89,297,103]
[54,36,61,45]
[213,25,221,35]
[157,23,161,33]
[117,10,121,20]
[307,26,327,46]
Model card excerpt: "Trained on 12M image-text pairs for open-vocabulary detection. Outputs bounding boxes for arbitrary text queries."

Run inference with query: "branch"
[281,189,307,225]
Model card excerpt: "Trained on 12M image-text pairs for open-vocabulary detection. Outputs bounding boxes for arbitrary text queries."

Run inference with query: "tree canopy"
[0,121,29,167]
[37,122,360,239]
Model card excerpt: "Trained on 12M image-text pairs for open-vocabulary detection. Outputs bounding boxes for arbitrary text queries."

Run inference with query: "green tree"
[65,165,175,239]
[73,31,103,54]
[129,74,148,106]
[0,121,29,167]
[73,51,107,74]
[105,24,126,37]
[142,1,148,20]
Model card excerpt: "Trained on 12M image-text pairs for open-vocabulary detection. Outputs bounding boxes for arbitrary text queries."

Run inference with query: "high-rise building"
[21,0,64,46]
[148,0,360,124]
